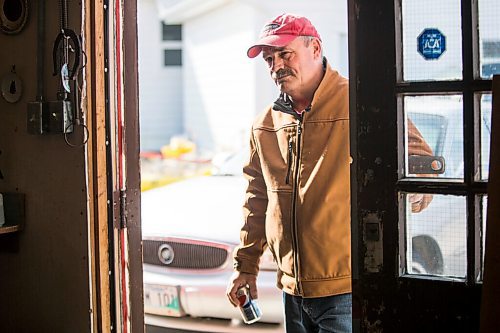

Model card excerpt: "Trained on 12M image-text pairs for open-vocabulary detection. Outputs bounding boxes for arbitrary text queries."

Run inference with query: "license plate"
[144,284,184,317]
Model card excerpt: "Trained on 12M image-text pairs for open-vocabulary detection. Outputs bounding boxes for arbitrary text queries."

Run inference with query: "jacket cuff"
[233,258,259,275]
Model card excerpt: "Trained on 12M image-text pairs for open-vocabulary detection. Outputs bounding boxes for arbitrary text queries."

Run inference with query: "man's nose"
[271,55,285,72]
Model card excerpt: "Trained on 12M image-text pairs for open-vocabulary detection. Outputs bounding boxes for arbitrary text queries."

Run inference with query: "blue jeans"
[283,292,352,333]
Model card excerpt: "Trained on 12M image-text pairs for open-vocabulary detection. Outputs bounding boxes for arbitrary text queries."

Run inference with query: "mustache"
[273,68,294,80]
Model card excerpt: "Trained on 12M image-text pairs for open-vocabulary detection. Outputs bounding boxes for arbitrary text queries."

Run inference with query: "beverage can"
[236,287,262,324]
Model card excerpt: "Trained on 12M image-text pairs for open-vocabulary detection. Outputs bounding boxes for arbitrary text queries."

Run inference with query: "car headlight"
[259,247,278,271]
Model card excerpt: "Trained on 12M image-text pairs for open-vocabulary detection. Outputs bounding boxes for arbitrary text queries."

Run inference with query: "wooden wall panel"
[0,2,91,332]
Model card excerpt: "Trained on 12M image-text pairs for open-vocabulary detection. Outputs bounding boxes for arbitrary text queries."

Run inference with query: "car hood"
[141,175,248,244]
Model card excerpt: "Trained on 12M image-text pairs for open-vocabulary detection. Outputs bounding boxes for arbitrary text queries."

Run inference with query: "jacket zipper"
[285,138,293,184]
[291,118,303,294]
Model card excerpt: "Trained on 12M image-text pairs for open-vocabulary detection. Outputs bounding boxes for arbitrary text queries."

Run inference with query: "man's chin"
[277,84,293,95]
[276,76,296,89]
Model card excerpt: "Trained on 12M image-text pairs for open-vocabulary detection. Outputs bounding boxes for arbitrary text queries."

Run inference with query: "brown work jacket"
[234,62,432,297]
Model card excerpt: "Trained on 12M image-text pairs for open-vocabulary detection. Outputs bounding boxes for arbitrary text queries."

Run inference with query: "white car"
[141,152,284,332]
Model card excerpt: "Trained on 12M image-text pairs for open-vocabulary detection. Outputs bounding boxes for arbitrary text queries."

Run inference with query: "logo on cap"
[262,23,280,35]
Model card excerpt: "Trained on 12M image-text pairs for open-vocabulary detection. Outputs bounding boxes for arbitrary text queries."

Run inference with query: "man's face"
[261,37,320,96]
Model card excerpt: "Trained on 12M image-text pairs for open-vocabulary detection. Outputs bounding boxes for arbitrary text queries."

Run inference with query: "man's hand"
[226,271,258,307]
[409,193,433,213]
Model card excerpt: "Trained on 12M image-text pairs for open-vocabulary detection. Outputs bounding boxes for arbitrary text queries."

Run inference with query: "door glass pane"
[403,193,467,278]
[480,94,492,180]
[404,95,463,179]
[401,0,462,81]
[478,0,500,79]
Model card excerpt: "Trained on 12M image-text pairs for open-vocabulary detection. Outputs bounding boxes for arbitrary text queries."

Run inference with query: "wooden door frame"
[85,0,111,331]
[122,0,145,331]
[85,0,143,332]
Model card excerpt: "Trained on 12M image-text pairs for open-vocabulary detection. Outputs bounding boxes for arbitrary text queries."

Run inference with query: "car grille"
[143,238,230,269]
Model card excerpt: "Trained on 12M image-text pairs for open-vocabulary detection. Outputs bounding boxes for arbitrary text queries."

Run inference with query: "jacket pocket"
[254,126,295,191]
[265,191,294,276]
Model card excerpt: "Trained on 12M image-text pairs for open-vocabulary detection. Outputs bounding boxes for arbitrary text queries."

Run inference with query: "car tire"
[411,235,444,275]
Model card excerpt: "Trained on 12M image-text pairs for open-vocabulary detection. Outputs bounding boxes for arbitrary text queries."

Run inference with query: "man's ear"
[312,38,322,59]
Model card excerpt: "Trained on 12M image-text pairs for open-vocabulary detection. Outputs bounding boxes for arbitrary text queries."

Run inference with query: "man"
[226,13,432,332]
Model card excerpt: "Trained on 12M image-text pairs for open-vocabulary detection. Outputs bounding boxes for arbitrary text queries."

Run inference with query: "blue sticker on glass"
[418,28,446,60]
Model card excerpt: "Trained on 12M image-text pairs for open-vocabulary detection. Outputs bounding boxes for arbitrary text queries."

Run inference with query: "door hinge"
[119,189,127,229]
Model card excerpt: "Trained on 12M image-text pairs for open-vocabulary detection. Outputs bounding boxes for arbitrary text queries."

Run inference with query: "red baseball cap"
[247,13,321,58]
